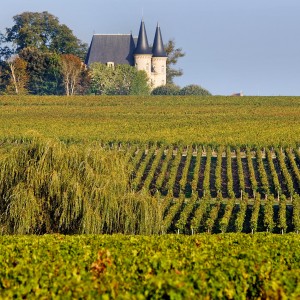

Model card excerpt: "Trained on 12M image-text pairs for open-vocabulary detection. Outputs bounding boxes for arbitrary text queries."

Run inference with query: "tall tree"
[19,47,63,95]
[5,11,87,59]
[0,33,13,62]
[60,54,84,96]
[5,55,28,94]
[165,39,185,84]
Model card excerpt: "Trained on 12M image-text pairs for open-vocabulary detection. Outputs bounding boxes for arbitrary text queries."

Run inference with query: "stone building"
[85,20,167,88]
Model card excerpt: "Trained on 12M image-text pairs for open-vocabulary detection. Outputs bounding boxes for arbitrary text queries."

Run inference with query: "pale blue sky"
[1,0,300,95]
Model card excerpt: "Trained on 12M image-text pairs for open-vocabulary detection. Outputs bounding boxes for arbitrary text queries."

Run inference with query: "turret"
[152,23,167,57]
[151,24,167,88]
[134,20,152,78]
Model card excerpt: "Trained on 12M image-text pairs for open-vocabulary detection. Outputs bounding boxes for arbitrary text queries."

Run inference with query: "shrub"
[151,84,181,95]
[179,84,211,96]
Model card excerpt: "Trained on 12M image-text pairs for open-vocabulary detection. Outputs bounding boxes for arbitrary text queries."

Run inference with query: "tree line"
[0,11,210,96]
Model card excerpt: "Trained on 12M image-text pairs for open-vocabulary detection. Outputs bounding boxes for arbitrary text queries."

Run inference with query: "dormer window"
[107,62,115,69]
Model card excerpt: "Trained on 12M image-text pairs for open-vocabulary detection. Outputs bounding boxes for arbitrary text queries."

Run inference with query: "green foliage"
[219,199,235,233]
[165,39,185,84]
[236,148,245,193]
[235,194,248,232]
[276,148,294,198]
[292,194,300,233]
[5,11,87,59]
[190,196,209,233]
[0,96,300,146]
[19,47,64,95]
[256,149,269,198]
[250,193,261,233]
[264,195,274,232]
[206,202,220,233]
[90,63,148,95]
[278,195,287,233]
[0,138,162,234]
[214,145,224,197]
[179,84,211,96]
[202,147,212,197]
[1,234,300,298]
[129,70,150,95]
[151,83,181,95]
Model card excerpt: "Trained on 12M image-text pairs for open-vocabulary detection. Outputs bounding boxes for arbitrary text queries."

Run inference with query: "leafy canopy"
[5,11,87,59]
[165,39,185,84]
[90,63,150,95]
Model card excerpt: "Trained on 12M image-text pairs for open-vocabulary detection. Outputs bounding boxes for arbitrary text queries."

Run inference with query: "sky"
[1,0,300,96]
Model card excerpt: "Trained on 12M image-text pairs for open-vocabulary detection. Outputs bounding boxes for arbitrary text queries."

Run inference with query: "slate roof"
[134,20,152,55]
[85,34,136,66]
[152,25,167,57]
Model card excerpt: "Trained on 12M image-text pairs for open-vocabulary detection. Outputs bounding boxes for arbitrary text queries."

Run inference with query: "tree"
[19,47,63,95]
[5,11,87,59]
[180,84,211,96]
[5,55,28,94]
[151,84,181,95]
[130,71,150,95]
[90,63,149,95]
[0,33,13,62]
[60,54,84,96]
[76,67,91,95]
[165,39,185,84]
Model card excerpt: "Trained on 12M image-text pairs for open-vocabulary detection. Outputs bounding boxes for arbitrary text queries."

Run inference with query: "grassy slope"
[0,95,299,146]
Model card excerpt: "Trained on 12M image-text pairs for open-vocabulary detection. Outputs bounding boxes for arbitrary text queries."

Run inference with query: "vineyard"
[1,95,300,297]
[1,139,300,234]
[0,95,300,146]
[128,143,300,234]
[1,95,300,235]
[1,234,300,299]
[128,144,300,200]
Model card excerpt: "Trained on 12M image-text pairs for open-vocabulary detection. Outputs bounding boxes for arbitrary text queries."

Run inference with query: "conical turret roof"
[134,20,152,55]
[152,24,167,57]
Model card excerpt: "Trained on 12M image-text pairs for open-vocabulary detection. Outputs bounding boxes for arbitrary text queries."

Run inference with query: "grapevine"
[275,148,294,199]
[202,147,212,198]
[278,194,287,234]
[235,193,248,232]
[256,148,269,198]
[265,148,281,199]
[226,146,235,198]
[219,198,235,233]
[250,193,261,233]
[179,147,194,195]
[155,145,174,192]
[246,147,258,197]
[236,147,245,196]
[190,146,202,194]
[263,195,274,232]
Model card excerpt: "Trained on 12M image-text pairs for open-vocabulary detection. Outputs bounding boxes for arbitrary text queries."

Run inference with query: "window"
[107,62,114,69]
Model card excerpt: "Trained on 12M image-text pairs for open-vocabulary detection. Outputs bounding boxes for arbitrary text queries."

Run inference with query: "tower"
[134,20,152,79]
[151,23,167,88]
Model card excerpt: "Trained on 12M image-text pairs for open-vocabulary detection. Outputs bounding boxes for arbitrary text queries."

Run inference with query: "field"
[1,95,300,298]
[1,234,300,299]
[1,95,300,145]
